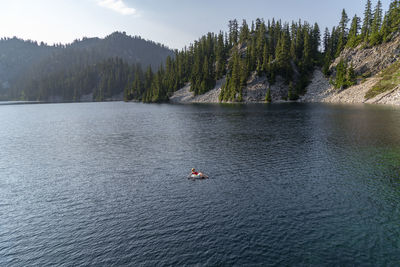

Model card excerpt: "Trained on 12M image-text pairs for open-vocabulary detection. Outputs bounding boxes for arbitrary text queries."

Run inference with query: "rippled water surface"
[1,102,400,266]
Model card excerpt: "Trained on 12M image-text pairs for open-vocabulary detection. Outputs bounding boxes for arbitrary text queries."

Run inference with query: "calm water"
[1,102,400,266]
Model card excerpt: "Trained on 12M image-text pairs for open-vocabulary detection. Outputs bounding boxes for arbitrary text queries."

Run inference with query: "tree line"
[6,0,400,102]
[125,18,321,103]
[1,32,173,101]
[14,58,134,102]
[129,0,400,103]
[323,0,400,89]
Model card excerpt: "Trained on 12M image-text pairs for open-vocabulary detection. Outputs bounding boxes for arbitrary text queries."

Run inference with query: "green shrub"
[365,62,400,99]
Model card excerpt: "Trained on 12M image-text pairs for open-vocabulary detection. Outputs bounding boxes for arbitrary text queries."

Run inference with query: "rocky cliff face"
[331,33,400,77]
[172,33,400,105]
[170,73,291,104]
[302,33,400,106]
[169,78,225,104]
[301,69,400,105]
[241,72,290,103]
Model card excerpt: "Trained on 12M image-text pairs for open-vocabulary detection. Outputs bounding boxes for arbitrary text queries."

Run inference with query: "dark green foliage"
[1,32,173,101]
[332,59,357,89]
[5,1,400,104]
[229,19,239,46]
[365,61,400,99]
[381,0,400,42]
[346,15,362,48]
[347,63,357,86]
[369,0,383,45]
[322,26,338,76]
[265,87,272,102]
[125,17,321,103]
[275,30,292,82]
[320,0,400,91]
[219,19,321,102]
[344,0,400,48]
[0,38,57,100]
[220,48,245,102]
[361,0,373,42]
[239,20,250,43]
[335,9,349,57]
[287,82,299,100]
[129,31,225,102]
[332,59,346,89]
[16,57,133,102]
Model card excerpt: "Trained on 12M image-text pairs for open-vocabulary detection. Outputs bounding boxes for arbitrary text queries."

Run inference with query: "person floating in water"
[189,168,208,179]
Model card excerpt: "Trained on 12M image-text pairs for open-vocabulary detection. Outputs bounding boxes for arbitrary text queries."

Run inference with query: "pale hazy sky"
[0,0,392,49]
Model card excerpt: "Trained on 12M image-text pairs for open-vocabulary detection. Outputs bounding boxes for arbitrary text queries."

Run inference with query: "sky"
[0,0,392,50]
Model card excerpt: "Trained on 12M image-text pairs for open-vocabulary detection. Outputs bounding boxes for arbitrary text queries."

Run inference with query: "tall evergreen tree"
[275,30,292,81]
[323,27,331,54]
[228,19,239,46]
[239,20,250,43]
[336,9,349,57]
[370,0,383,45]
[346,15,362,47]
[311,23,321,61]
[361,0,373,42]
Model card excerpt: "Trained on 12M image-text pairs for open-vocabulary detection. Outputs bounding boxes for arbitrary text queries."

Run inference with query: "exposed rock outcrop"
[169,78,225,104]
[301,69,400,105]
[171,34,400,106]
[170,73,291,104]
[242,72,289,103]
[300,70,332,103]
[301,33,400,106]
[331,33,400,77]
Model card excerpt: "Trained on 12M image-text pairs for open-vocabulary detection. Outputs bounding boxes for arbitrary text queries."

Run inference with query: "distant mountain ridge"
[0,32,174,100]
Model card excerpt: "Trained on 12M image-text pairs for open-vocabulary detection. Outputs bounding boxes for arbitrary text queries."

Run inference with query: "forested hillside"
[13,58,137,102]
[323,0,400,88]
[125,19,321,102]
[2,0,399,103]
[0,38,57,96]
[126,0,400,103]
[0,32,173,101]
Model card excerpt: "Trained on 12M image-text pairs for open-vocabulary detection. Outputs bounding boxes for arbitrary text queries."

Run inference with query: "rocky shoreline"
[300,70,400,106]
[169,78,225,104]
[169,32,400,106]
[169,68,400,106]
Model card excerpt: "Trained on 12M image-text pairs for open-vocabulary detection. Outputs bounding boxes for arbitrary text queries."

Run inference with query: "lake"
[1,102,400,266]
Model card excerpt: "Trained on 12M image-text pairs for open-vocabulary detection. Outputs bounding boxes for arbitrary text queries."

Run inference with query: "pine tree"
[347,63,356,87]
[201,57,210,94]
[322,27,332,76]
[256,21,267,65]
[346,15,361,47]
[336,9,349,57]
[380,11,391,42]
[388,1,400,34]
[290,22,298,62]
[334,58,347,89]
[231,49,241,100]
[216,31,226,79]
[302,26,312,72]
[228,19,239,46]
[262,44,269,73]
[265,87,271,102]
[361,0,373,42]
[311,23,321,61]
[295,22,304,61]
[275,31,292,82]
[370,0,383,45]
[239,19,250,44]
[323,27,331,54]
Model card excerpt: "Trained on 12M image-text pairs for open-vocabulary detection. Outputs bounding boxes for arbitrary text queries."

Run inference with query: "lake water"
[1,102,400,266]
